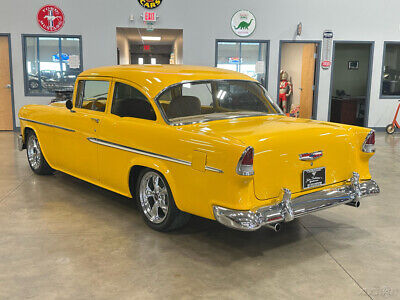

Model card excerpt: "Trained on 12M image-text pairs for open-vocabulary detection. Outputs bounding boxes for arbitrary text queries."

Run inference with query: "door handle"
[91,118,100,123]
[5,84,11,89]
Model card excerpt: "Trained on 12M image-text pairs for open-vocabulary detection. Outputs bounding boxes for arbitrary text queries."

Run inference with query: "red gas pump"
[386,100,400,134]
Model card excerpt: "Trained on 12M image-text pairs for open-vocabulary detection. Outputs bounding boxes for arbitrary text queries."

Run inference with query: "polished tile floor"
[0,131,399,299]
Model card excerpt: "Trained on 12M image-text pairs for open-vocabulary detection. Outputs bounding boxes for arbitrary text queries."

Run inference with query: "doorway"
[278,41,321,118]
[329,42,373,126]
[116,28,183,65]
[215,40,269,87]
[0,34,14,130]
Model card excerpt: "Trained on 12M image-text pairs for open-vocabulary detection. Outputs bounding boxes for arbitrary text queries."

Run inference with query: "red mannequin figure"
[279,70,292,113]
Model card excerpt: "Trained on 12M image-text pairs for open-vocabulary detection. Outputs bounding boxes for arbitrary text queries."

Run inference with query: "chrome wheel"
[139,171,169,224]
[27,134,41,170]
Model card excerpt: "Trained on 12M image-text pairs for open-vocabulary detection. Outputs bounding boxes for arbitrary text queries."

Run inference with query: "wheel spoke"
[145,186,154,197]
[151,202,159,219]
[159,199,168,214]
[159,186,167,196]
[153,175,160,192]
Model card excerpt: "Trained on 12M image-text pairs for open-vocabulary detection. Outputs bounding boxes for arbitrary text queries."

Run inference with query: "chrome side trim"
[213,172,380,231]
[205,166,224,173]
[87,137,223,173]
[19,117,75,132]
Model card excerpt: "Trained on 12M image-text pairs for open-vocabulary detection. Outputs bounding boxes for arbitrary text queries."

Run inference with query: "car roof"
[78,65,257,98]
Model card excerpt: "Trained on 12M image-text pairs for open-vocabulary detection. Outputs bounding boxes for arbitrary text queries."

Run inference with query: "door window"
[75,80,110,112]
[111,82,156,120]
[381,43,400,97]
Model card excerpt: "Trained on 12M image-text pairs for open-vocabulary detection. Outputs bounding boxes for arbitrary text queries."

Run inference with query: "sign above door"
[37,5,65,32]
[138,0,162,9]
[231,10,256,37]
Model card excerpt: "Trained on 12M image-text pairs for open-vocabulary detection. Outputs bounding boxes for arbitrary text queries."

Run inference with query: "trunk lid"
[183,115,353,200]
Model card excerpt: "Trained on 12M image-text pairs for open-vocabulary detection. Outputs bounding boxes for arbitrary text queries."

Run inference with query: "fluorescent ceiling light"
[142,36,161,41]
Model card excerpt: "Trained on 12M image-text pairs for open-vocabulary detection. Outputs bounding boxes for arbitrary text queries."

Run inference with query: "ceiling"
[116,28,182,46]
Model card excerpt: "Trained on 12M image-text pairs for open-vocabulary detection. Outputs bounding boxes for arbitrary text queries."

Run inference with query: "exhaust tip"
[265,223,281,232]
[346,200,361,208]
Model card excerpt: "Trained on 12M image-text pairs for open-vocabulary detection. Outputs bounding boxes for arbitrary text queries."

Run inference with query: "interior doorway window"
[381,42,400,97]
[278,42,319,118]
[330,43,372,126]
[216,40,268,87]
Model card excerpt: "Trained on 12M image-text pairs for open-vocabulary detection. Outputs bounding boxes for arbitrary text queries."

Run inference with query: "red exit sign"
[143,45,150,51]
[144,12,156,22]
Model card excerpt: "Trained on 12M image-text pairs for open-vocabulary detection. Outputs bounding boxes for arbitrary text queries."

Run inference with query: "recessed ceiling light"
[141,36,161,41]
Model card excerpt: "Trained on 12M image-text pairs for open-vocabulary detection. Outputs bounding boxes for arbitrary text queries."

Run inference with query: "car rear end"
[212,122,380,231]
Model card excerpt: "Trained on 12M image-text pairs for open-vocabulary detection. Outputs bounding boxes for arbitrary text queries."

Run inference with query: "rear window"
[156,80,282,124]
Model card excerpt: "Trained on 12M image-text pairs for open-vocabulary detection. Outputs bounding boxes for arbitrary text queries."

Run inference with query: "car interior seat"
[167,96,201,119]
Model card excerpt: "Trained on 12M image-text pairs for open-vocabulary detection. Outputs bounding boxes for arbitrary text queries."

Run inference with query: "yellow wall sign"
[138,0,162,9]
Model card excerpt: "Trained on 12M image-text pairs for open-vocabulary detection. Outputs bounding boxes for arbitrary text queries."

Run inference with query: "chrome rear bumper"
[213,172,380,231]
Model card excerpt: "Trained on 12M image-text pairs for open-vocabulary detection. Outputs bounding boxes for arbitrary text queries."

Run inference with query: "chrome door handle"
[5,84,11,89]
[91,118,100,123]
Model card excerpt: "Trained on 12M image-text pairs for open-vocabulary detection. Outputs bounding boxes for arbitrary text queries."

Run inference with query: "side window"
[111,82,156,120]
[75,80,110,112]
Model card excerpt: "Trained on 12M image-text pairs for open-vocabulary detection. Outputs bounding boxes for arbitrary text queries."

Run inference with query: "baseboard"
[371,127,386,132]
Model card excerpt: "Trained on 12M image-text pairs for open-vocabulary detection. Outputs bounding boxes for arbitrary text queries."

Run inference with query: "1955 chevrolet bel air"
[18,65,380,232]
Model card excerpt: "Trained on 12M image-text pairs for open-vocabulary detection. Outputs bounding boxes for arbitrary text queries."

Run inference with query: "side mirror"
[66,99,73,110]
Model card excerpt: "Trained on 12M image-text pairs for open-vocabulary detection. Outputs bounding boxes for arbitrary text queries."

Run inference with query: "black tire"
[386,124,395,134]
[25,130,54,175]
[135,168,190,232]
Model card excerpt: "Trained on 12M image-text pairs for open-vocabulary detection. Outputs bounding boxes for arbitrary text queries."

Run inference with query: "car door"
[54,77,112,183]
[96,79,158,195]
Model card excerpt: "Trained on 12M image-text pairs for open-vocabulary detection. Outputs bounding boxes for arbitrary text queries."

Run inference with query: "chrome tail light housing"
[362,130,375,153]
[236,146,254,176]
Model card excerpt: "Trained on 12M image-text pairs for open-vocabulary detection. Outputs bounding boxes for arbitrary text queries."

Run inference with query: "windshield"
[155,80,282,125]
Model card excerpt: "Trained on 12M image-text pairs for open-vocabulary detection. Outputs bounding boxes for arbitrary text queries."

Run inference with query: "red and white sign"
[37,5,65,32]
[321,60,332,68]
[143,12,157,22]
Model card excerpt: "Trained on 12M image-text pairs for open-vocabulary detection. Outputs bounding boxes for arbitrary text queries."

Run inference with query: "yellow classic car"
[17,65,380,232]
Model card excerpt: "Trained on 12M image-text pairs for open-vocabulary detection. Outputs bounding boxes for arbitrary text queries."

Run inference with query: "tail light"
[236,146,254,176]
[362,130,375,153]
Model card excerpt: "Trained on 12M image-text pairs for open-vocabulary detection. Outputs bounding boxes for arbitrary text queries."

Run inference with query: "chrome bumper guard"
[17,134,24,151]
[213,172,380,231]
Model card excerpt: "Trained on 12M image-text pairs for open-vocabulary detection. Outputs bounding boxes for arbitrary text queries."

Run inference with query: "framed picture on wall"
[348,61,359,70]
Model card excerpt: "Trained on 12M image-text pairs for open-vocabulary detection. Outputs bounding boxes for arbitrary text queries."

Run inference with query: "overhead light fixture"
[141,36,161,41]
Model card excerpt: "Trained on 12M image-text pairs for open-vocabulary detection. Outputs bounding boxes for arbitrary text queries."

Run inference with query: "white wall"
[116,32,130,65]
[1,0,400,127]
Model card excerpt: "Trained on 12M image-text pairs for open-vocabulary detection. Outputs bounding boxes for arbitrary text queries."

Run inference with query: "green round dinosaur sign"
[231,10,256,37]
